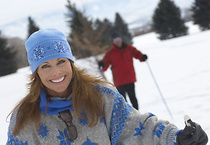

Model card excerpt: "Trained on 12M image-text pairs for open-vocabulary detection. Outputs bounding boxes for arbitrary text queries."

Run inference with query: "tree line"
[0,0,210,76]
[152,0,210,40]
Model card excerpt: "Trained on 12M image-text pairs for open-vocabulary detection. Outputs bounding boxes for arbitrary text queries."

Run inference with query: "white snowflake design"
[29,40,68,64]
[53,41,66,53]
[33,45,45,61]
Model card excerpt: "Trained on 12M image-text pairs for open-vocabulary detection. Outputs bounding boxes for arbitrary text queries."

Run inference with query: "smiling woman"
[37,58,73,98]
[6,28,208,145]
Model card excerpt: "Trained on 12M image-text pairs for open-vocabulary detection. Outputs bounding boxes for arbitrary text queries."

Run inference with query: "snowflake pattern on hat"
[54,41,66,53]
[29,40,67,64]
[33,45,45,61]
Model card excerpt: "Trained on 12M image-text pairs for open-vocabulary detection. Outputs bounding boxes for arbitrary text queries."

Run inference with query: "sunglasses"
[113,37,122,41]
[58,110,78,140]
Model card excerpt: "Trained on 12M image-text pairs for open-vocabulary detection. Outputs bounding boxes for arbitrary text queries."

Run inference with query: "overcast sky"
[0,0,194,38]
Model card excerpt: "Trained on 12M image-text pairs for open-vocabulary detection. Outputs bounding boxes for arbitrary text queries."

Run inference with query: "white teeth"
[51,76,65,83]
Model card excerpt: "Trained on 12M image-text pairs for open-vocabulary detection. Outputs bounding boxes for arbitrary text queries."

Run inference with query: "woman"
[7,28,208,145]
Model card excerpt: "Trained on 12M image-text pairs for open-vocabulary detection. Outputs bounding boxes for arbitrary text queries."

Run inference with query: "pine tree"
[113,13,133,44]
[152,0,188,40]
[0,31,17,76]
[192,0,210,31]
[27,16,40,38]
[65,0,112,58]
[94,18,113,49]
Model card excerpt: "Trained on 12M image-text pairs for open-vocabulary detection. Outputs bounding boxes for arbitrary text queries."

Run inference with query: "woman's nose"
[52,67,61,76]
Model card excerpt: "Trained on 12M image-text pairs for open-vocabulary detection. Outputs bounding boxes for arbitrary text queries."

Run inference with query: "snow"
[1,22,210,144]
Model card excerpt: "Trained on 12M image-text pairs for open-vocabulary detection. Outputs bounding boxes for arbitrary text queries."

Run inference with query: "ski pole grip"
[184,115,192,127]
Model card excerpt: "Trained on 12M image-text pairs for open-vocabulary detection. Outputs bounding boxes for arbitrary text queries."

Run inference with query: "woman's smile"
[50,75,66,83]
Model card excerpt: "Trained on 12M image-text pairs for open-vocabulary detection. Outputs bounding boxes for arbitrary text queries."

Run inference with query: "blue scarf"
[39,89,73,115]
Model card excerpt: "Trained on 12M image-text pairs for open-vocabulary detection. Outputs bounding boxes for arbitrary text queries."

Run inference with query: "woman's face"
[37,58,72,97]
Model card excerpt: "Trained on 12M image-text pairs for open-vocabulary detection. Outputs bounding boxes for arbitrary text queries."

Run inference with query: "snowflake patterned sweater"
[7,84,180,145]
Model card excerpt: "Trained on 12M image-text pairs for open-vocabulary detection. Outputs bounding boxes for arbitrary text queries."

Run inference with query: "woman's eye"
[41,64,50,69]
[58,60,65,65]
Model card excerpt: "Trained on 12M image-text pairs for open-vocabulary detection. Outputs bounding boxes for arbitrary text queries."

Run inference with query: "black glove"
[176,119,208,145]
[141,54,148,61]
[98,60,104,69]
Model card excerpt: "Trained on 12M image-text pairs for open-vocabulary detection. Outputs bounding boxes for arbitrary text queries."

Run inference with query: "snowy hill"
[1,22,210,144]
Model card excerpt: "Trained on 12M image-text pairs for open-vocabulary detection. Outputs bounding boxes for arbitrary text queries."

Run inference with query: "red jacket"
[102,44,144,86]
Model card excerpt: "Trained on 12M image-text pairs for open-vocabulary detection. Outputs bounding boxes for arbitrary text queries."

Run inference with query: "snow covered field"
[1,22,210,144]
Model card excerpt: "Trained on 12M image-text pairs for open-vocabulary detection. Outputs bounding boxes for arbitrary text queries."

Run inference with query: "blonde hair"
[10,61,109,136]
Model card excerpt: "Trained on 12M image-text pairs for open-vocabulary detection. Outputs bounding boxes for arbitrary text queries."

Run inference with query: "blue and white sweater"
[7,84,180,145]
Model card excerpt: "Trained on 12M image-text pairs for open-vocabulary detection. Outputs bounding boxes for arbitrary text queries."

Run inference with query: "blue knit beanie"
[25,28,74,73]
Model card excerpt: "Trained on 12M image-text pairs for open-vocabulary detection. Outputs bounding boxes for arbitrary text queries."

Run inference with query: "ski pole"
[95,57,107,81]
[146,61,173,119]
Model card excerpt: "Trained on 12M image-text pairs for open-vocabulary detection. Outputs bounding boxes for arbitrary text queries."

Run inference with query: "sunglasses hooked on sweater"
[58,110,78,140]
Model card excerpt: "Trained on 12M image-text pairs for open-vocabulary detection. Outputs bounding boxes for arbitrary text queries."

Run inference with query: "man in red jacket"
[98,32,147,110]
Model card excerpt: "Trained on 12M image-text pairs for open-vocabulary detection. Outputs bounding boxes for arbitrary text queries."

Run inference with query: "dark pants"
[116,83,138,110]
